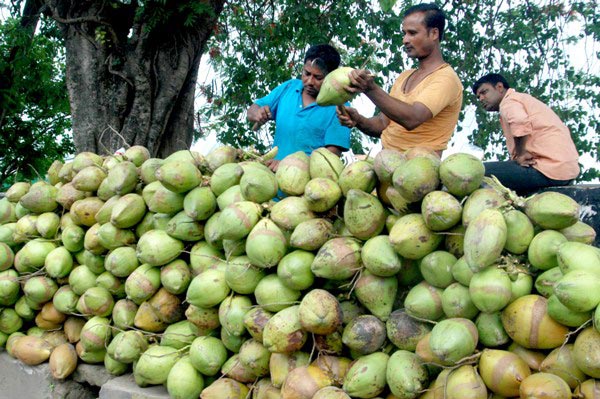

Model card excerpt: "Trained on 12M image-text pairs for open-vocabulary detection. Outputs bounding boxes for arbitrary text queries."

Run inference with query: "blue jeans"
[484,161,574,195]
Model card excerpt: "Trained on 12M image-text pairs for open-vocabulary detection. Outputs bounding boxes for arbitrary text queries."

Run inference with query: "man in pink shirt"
[473,73,579,194]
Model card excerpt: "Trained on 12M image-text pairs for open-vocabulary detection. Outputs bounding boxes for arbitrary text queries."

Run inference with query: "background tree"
[0,1,73,189]
[198,0,599,181]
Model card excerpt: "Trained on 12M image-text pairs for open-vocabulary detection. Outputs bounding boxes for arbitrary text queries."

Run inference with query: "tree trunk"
[44,0,225,158]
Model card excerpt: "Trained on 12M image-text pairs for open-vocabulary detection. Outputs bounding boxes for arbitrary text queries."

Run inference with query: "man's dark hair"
[404,3,446,41]
[304,44,341,74]
[472,73,511,94]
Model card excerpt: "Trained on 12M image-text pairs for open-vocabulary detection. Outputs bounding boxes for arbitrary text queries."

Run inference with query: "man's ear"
[495,82,506,92]
[430,27,440,41]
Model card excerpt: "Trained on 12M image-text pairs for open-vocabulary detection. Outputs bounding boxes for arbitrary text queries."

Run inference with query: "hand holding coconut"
[246,104,272,130]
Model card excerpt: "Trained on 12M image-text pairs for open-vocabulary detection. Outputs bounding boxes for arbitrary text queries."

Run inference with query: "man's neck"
[416,48,445,72]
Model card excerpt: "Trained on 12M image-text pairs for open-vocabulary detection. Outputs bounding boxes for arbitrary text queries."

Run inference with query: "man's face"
[301,60,327,98]
[475,82,506,112]
[402,12,438,60]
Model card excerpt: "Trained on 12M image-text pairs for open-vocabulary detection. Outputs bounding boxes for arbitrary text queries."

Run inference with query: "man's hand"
[337,105,360,128]
[344,69,376,94]
[514,151,536,167]
[266,159,280,172]
[247,104,272,128]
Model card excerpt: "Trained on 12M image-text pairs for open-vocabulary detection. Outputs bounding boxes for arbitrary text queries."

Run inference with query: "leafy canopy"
[0,14,73,189]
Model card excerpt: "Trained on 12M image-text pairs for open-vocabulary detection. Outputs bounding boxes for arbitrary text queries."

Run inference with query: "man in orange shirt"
[473,73,579,194]
[337,3,463,156]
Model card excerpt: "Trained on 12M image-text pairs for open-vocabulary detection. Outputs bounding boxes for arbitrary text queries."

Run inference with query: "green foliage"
[0,16,73,189]
[199,0,599,181]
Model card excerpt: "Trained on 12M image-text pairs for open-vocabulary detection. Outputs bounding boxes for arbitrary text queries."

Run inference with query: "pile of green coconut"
[0,143,599,399]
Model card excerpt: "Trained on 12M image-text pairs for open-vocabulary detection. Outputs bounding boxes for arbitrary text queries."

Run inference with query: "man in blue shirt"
[247,44,351,171]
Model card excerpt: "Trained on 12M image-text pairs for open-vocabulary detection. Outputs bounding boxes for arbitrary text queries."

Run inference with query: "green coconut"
[338,160,377,196]
[137,229,184,266]
[303,177,342,212]
[19,182,59,213]
[275,151,311,196]
[469,266,512,313]
[404,281,445,321]
[556,241,600,276]
[534,267,563,298]
[186,269,230,308]
[246,218,288,269]
[160,259,191,295]
[475,312,510,347]
[461,188,504,226]
[343,189,386,240]
[342,351,389,398]
[528,230,567,271]
[155,160,202,193]
[309,147,344,181]
[524,191,580,230]
[373,149,406,184]
[262,305,307,354]
[354,270,397,321]
[289,218,334,251]
[185,305,220,333]
[36,212,60,239]
[316,66,355,106]
[559,220,596,245]
[79,316,111,352]
[298,288,342,335]
[239,162,278,203]
[5,182,31,202]
[104,161,138,195]
[442,282,479,319]
[311,236,362,280]
[361,235,402,277]
[238,338,271,377]
[386,350,429,399]
[55,183,88,210]
[125,264,161,305]
[464,208,507,272]
[166,356,204,399]
[134,345,180,386]
[420,250,457,288]
[219,295,253,337]
[421,190,462,231]
[218,201,262,241]
[270,196,315,231]
[553,269,600,312]
[392,156,440,203]
[389,213,442,260]
[342,315,386,355]
[107,330,148,363]
[79,286,114,317]
[503,209,535,254]
[439,153,485,197]
[429,317,478,365]
[254,274,300,312]
[243,307,272,342]
[573,327,600,379]
[276,250,315,290]
[142,181,185,214]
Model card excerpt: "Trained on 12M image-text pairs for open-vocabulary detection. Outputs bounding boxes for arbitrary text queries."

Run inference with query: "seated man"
[247,44,351,172]
[473,73,579,194]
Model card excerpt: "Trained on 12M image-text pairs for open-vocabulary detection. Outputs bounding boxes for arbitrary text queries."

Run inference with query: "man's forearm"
[356,114,385,138]
[364,86,431,130]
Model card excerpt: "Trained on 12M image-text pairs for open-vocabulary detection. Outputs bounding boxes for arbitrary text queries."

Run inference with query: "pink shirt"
[499,89,579,180]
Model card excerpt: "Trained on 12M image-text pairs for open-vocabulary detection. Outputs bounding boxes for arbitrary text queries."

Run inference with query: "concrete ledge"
[99,374,170,399]
[0,352,97,399]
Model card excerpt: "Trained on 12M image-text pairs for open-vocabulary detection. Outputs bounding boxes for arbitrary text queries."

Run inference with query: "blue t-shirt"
[255,79,351,160]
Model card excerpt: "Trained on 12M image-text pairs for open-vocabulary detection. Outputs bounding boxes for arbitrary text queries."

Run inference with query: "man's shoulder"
[435,64,462,84]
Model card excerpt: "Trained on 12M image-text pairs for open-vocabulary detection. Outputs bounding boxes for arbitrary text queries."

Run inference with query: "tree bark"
[44,0,226,158]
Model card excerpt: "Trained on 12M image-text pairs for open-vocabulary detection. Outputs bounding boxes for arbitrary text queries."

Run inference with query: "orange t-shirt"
[499,89,579,180]
[381,63,463,152]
